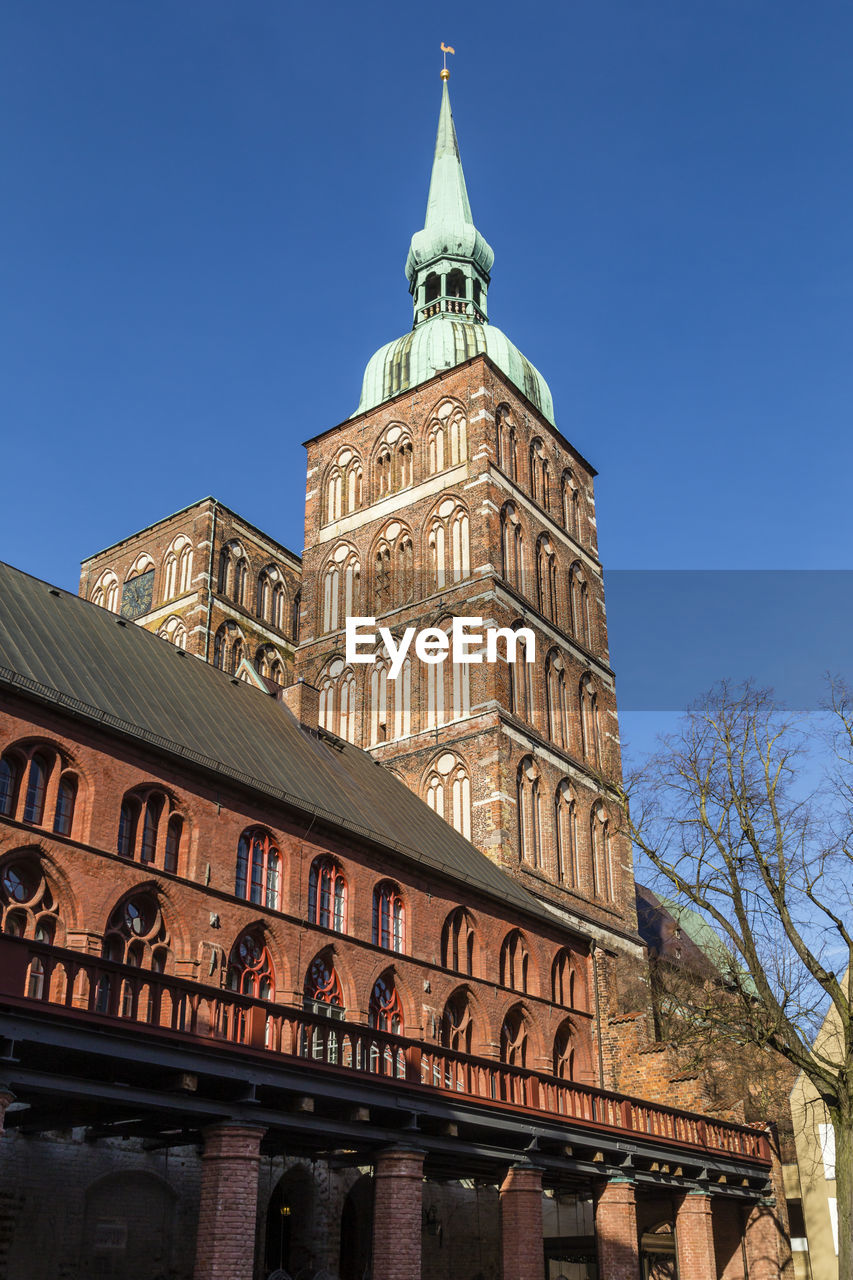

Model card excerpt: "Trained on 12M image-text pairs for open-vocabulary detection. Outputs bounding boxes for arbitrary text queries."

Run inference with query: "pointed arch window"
[227,930,274,1000]
[501,504,524,593]
[304,952,344,1016]
[158,616,188,649]
[509,621,533,723]
[516,756,542,867]
[536,535,558,622]
[442,990,473,1054]
[553,1020,575,1080]
[555,780,578,886]
[368,973,404,1035]
[562,470,581,540]
[427,499,470,591]
[308,857,347,933]
[591,803,614,901]
[92,570,120,613]
[53,772,78,837]
[164,815,182,875]
[569,562,592,648]
[529,438,550,510]
[427,400,467,475]
[22,752,48,825]
[551,950,576,1007]
[140,793,164,864]
[372,881,405,953]
[235,828,281,910]
[500,930,529,993]
[580,675,602,766]
[500,1006,528,1068]
[546,650,568,747]
[441,908,476,975]
[0,753,21,819]
[424,753,471,841]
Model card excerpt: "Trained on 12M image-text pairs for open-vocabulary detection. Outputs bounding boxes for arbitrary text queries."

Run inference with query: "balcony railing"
[0,936,770,1166]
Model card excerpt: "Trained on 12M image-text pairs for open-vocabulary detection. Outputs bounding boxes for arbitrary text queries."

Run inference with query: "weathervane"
[440,42,455,81]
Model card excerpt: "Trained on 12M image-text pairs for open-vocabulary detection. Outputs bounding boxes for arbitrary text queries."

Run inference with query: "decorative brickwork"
[499,1163,544,1280]
[192,1123,265,1280]
[371,1147,425,1280]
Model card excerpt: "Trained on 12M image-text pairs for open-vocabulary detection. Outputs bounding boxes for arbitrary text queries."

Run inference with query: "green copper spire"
[405,80,494,326]
[354,75,556,426]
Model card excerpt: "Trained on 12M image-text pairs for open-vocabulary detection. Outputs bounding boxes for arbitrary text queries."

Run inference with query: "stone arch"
[264,1163,317,1277]
[81,1170,177,1280]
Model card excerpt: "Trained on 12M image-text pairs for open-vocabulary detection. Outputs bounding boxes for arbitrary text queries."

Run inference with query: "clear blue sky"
[2,2,851,754]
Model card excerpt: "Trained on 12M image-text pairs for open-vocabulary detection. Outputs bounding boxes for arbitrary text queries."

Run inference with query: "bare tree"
[613,681,853,1280]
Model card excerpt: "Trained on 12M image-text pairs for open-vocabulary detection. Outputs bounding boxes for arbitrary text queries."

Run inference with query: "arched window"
[424,753,472,841]
[372,881,405,953]
[217,542,248,604]
[164,815,182,874]
[372,523,413,613]
[555,781,578,886]
[536,535,558,622]
[427,498,469,590]
[101,892,168,973]
[373,429,411,498]
[157,616,188,649]
[496,404,515,474]
[0,752,21,819]
[425,622,470,730]
[304,952,344,1016]
[213,620,245,674]
[118,789,183,871]
[591,802,614,901]
[441,908,476,975]
[516,756,542,867]
[321,546,360,634]
[500,1006,527,1068]
[23,752,48,825]
[553,1020,575,1080]
[227,930,274,1000]
[500,930,529,993]
[441,989,473,1054]
[318,658,357,742]
[235,829,281,910]
[1,855,60,945]
[308,857,347,932]
[291,590,301,642]
[53,772,78,837]
[562,470,581,540]
[551,950,576,1007]
[163,537,193,601]
[92,570,120,613]
[529,438,550,510]
[501,503,524,593]
[368,972,404,1035]
[546,650,568,748]
[508,621,534,723]
[325,448,364,522]
[580,675,601,766]
[569,562,592,648]
[426,400,467,474]
[140,793,164,864]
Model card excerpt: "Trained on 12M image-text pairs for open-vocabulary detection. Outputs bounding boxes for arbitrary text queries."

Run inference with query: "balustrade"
[0,935,770,1165]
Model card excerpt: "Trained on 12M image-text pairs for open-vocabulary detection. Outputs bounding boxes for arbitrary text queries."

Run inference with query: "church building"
[0,71,788,1280]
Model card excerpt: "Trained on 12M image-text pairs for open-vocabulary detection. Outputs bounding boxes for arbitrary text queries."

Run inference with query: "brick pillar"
[193,1123,265,1280]
[744,1199,782,1280]
[676,1190,718,1280]
[594,1177,640,1279]
[500,1162,544,1280]
[371,1146,425,1280]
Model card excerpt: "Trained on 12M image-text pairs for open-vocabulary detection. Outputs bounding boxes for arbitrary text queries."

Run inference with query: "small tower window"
[424,272,440,303]
[446,269,466,298]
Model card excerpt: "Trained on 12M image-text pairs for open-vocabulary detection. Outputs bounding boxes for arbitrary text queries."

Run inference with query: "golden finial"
[440,43,455,80]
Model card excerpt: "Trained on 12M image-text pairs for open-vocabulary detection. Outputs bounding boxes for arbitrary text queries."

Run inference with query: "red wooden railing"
[0,936,770,1165]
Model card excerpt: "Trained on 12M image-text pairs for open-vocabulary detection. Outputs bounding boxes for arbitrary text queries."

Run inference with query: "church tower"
[298,74,635,938]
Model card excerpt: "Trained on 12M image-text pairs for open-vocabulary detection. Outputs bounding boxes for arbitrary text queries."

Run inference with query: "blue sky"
[2,2,851,758]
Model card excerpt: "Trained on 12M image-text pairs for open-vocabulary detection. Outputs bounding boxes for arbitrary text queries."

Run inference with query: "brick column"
[744,1199,782,1280]
[193,1122,265,1280]
[594,1177,640,1279]
[676,1190,717,1280]
[371,1146,425,1280]
[500,1162,544,1280]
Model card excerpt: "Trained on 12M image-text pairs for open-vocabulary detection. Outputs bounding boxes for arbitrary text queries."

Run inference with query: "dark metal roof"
[0,560,557,926]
